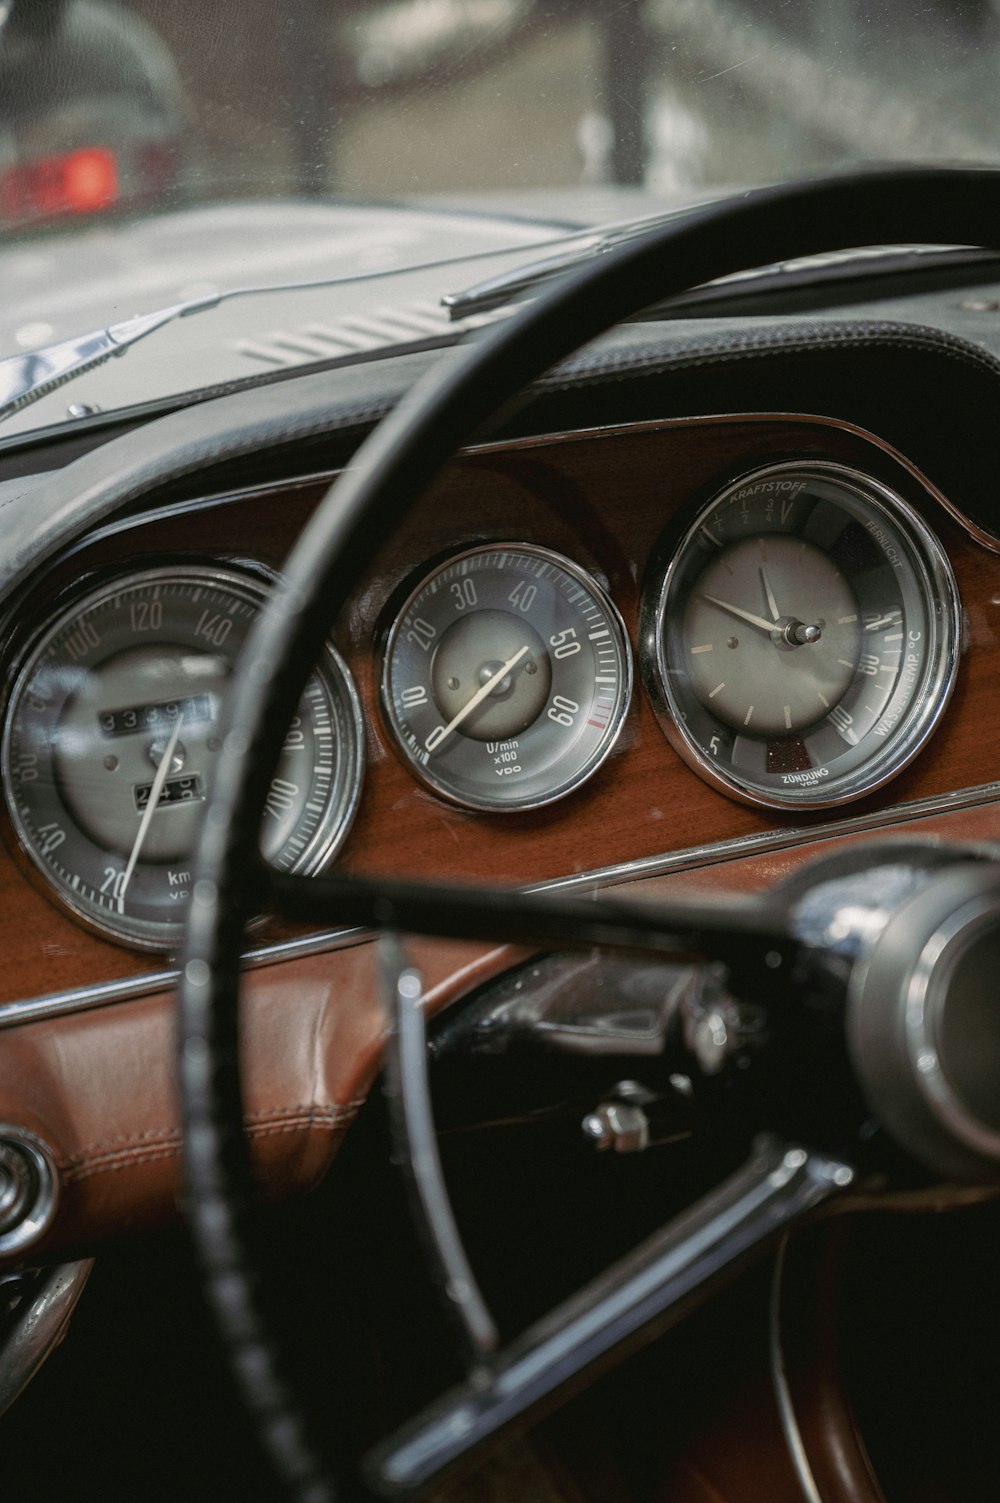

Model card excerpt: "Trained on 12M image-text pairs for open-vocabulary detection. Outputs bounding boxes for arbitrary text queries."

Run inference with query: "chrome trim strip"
[532,779,1000,897]
[73,470,342,550]
[3,779,998,1029]
[769,1239,825,1503]
[0,923,373,1031]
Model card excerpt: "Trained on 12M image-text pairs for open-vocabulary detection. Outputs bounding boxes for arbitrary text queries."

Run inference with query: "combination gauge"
[642,462,960,809]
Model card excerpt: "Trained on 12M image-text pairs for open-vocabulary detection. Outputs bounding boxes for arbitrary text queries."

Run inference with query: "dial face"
[642,463,960,808]
[1,566,365,949]
[380,544,632,811]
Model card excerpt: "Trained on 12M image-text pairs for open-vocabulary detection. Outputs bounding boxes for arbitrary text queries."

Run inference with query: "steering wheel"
[178,168,1000,1501]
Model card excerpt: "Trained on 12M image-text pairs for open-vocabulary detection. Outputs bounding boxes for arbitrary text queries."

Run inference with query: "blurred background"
[3,0,1000,233]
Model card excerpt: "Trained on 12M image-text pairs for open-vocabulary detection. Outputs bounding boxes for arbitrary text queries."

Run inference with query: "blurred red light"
[1,146,119,222]
[63,148,119,212]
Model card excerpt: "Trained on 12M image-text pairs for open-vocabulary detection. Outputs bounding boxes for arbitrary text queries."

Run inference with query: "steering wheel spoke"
[371,929,854,1496]
[380,935,500,1368]
[366,1133,853,1497]
[267,868,797,977]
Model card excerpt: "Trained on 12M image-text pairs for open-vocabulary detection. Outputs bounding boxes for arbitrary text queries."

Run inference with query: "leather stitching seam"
[60,1099,365,1181]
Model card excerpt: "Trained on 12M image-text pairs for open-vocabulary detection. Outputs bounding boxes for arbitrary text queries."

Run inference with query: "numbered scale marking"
[380,544,632,811]
[2,566,365,949]
[641,462,960,809]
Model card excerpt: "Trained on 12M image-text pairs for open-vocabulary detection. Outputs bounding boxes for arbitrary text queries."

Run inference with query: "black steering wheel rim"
[178,166,1000,1500]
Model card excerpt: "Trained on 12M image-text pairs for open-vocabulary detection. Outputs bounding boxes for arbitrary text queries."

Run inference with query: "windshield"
[2,1,998,433]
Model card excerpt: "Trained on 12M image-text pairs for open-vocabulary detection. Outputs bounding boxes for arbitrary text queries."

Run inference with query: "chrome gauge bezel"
[379,542,633,813]
[640,461,961,810]
[1,563,366,951]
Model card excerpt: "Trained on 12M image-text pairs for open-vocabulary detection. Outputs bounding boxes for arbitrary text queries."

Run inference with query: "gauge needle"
[425,645,530,753]
[119,715,183,902]
[759,566,781,623]
[701,593,777,635]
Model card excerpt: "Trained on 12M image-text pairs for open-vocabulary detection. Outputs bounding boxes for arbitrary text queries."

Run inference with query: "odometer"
[641,462,960,809]
[2,565,365,950]
[380,544,632,811]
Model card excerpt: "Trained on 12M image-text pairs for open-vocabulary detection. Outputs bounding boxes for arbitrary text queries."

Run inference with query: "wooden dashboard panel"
[2,412,998,1006]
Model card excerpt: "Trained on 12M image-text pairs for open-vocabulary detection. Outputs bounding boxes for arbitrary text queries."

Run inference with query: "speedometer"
[380,544,632,811]
[1,565,364,950]
[641,462,960,809]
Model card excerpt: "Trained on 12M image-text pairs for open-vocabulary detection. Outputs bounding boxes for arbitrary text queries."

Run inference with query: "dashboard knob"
[0,1144,35,1234]
[0,1130,58,1253]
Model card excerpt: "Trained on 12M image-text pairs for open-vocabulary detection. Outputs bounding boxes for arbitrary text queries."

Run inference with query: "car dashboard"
[3,264,1000,1502]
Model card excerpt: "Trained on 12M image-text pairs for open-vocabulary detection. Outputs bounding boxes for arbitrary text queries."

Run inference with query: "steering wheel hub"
[849,863,1000,1182]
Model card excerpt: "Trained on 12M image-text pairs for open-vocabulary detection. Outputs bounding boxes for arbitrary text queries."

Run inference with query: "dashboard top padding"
[5,312,1000,615]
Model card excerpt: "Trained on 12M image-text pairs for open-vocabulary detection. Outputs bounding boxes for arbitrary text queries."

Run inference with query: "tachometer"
[380,544,632,811]
[1,565,364,949]
[641,462,960,808]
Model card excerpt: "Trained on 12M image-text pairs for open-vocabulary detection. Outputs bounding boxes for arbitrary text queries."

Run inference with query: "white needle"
[119,715,183,902]
[759,566,781,623]
[701,593,777,635]
[425,645,530,753]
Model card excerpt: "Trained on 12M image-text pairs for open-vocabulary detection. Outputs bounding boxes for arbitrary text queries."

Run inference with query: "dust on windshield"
[2,0,999,426]
[2,0,999,231]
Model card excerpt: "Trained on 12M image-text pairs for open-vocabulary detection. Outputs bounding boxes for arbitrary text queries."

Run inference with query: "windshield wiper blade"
[441,201,716,319]
[441,200,992,321]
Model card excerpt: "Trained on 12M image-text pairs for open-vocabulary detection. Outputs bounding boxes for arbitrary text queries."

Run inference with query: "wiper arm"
[0,228,588,430]
[0,297,222,425]
[441,201,717,320]
[0,194,789,426]
[441,199,990,321]
[9,194,977,428]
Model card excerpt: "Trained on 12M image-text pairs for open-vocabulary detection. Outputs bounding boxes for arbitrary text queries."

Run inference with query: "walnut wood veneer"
[2,412,997,1005]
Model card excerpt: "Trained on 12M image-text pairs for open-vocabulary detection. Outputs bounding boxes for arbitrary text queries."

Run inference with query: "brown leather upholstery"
[0,936,513,1263]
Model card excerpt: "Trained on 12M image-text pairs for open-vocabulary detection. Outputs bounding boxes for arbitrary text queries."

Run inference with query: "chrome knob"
[0,1130,58,1254]
[0,1142,39,1235]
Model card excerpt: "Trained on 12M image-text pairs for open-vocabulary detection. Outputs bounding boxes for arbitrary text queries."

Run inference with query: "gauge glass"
[381,544,632,811]
[2,566,364,949]
[642,463,960,808]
